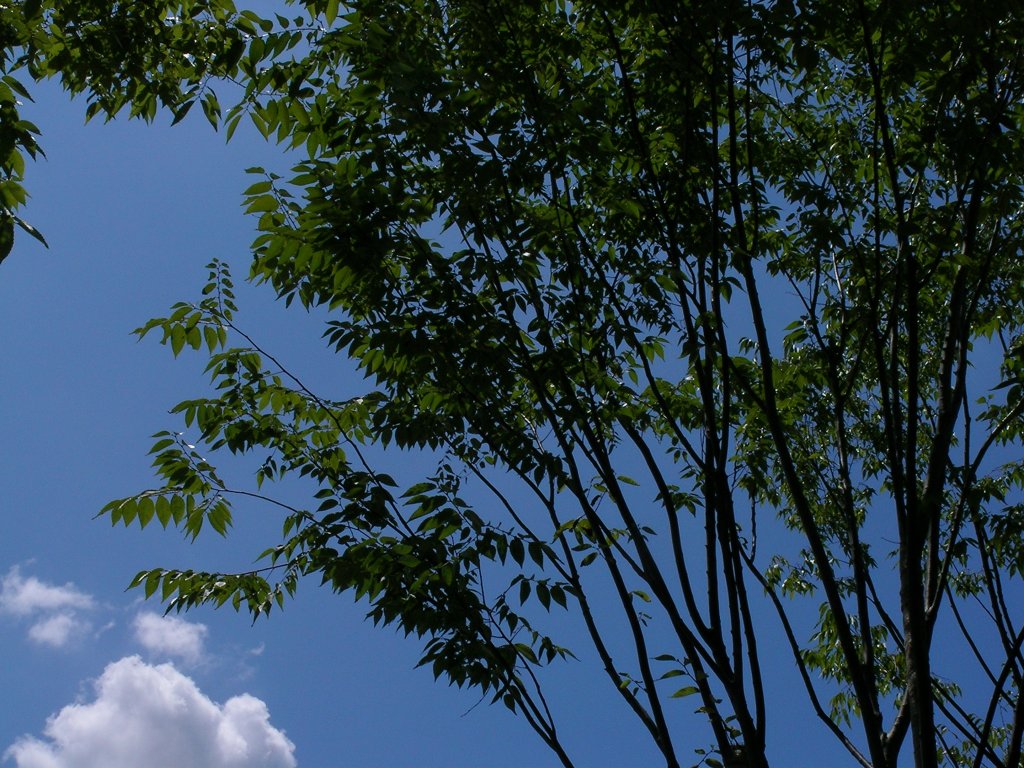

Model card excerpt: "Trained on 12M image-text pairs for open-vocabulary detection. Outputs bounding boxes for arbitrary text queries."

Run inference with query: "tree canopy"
[8,1,1024,766]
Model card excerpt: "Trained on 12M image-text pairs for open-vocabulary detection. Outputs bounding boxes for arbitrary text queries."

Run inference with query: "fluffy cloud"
[133,611,208,665]
[0,567,94,617]
[26,613,86,648]
[4,656,297,768]
[0,566,94,648]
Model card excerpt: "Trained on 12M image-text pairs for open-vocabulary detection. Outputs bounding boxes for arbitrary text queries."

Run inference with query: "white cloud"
[27,614,89,649]
[133,611,208,665]
[4,656,297,768]
[0,566,95,648]
[0,567,94,617]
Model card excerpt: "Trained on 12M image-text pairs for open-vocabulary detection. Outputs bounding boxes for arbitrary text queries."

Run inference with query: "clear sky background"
[0,53,920,768]
[0,78,589,768]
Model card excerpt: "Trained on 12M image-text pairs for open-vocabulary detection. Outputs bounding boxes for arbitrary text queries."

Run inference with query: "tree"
[15,1,1024,766]
[0,2,51,263]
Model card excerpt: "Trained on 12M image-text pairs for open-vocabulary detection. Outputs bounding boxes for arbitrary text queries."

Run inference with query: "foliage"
[12,1,1024,766]
[0,1,53,262]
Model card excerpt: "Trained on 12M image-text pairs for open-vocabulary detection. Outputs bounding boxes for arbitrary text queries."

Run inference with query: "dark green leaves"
[0,213,13,264]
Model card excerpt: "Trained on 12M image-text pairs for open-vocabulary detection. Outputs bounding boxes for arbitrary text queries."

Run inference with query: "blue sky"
[0,79,591,767]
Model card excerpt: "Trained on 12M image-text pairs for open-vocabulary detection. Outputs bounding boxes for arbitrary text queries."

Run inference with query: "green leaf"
[671,686,699,698]
[155,496,172,527]
[143,570,162,599]
[518,579,531,605]
[137,496,155,528]
[536,582,551,610]
[170,326,186,356]
[324,0,340,26]
[509,538,525,567]
[170,99,196,126]
[201,92,221,129]
[0,213,13,264]
[550,585,567,609]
